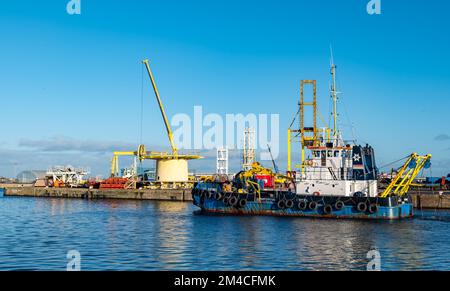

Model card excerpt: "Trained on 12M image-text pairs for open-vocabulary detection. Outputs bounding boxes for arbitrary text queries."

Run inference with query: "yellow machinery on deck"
[379,153,432,198]
[238,162,291,185]
[231,162,294,202]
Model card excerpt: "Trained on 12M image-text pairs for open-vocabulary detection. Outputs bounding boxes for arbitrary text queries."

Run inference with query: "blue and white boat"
[192,60,429,220]
[192,145,416,220]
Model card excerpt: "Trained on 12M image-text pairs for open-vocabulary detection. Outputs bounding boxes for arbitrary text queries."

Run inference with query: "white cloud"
[18,136,137,153]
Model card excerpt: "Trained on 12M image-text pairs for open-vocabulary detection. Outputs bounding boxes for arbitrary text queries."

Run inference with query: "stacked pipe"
[100,178,129,189]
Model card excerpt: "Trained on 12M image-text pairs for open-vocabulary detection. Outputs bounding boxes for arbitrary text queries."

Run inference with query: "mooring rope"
[377,155,411,170]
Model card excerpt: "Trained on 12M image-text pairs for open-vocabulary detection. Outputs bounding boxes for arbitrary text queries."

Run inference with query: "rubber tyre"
[323,204,333,215]
[238,199,247,208]
[369,204,379,214]
[309,201,318,211]
[357,202,368,212]
[298,200,308,210]
[229,196,238,206]
[285,199,294,209]
[335,201,345,211]
[207,191,213,199]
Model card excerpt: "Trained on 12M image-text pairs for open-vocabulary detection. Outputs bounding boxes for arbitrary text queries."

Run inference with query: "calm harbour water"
[0,194,449,271]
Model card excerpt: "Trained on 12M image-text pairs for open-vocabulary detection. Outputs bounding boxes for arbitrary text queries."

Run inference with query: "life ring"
[223,197,230,205]
[277,200,285,209]
[313,191,321,196]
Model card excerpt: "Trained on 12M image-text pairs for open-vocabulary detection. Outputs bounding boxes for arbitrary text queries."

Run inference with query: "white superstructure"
[295,136,379,197]
[293,54,379,198]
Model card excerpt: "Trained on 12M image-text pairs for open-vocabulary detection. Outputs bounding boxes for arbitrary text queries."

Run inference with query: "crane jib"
[143,59,178,156]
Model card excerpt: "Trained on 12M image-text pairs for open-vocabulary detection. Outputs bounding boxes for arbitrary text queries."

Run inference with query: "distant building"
[0,177,17,184]
[16,170,47,183]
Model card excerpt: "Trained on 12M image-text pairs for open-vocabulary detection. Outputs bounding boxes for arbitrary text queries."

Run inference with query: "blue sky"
[0,0,449,177]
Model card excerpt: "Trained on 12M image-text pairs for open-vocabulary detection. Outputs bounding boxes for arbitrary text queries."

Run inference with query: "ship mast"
[330,48,338,142]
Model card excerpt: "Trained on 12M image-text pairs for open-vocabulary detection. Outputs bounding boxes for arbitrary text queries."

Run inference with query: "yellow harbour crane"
[142,59,178,157]
[109,59,201,188]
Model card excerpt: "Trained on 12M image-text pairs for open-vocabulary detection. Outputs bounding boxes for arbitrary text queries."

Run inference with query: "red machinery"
[100,178,129,189]
[255,174,274,188]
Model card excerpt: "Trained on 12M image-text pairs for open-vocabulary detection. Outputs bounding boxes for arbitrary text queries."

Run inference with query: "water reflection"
[152,202,191,269]
[0,197,449,270]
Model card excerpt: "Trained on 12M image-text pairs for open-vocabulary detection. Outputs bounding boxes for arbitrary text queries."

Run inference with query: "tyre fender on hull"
[309,201,318,211]
[285,199,294,209]
[200,190,206,198]
[357,202,368,212]
[369,204,379,214]
[298,200,308,210]
[323,204,333,215]
[335,200,345,211]
[207,190,214,199]
[238,199,247,208]
[228,196,238,207]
